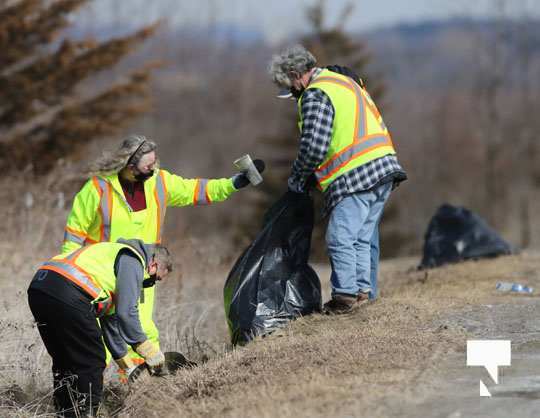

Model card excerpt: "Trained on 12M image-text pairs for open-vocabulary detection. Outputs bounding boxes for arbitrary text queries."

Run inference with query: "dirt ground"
[2,251,540,417]
[393,300,540,418]
[118,252,540,418]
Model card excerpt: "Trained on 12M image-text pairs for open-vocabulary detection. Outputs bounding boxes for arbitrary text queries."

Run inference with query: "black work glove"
[232,159,265,189]
[286,174,316,197]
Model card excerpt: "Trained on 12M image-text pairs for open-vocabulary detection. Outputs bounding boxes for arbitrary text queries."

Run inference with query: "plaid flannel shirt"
[288,69,407,217]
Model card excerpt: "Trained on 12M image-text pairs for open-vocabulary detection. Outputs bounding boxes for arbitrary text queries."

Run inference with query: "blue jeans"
[326,182,392,300]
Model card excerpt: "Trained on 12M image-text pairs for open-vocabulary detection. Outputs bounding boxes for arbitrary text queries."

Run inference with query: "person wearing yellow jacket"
[28,239,172,417]
[61,135,264,363]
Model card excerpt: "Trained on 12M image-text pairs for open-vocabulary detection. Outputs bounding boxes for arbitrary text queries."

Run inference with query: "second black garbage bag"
[224,192,322,345]
[420,204,513,269]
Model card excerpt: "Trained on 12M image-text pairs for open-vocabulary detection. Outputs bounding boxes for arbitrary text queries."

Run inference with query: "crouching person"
[27,239,172,417]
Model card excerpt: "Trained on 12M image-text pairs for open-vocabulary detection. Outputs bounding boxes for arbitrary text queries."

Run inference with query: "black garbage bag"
[224,192,322,345]
[420,204,513,269]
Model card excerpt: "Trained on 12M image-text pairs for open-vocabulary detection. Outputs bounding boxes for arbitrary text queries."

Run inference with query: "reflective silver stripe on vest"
[113,189,132,212]
[155,172,167,239]
[195,179,210,205]
[41,260,101,298]
[64,247,86,261]
[310,75,391,181]
[311,76,354,91]
[63,229,85,245]
[96,178,112,241]
[315,135,392,181]
[156,172,166,209]
[311,75,366,138]
[351,80,366,139]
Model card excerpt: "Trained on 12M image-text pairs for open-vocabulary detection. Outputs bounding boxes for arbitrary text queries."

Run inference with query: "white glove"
[135,340,165,369]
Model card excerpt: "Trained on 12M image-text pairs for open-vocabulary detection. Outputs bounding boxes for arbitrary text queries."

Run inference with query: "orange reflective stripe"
[318,133,386,172]
[63,226,86,245]
[41,265,99,298]
[154,187,161,242]
[315,135,393,184]
[311,73,393,186]
[352,81,367,139]
[198,179,210,205]
[92,177,105,240]
[40,261,102,299]
[315,136,392,183]
[159,170,168,197]
[193,179,200,206]
[85,236,98,245]
[62,258,96,282]
[92,177,112,241]
[64,244,92,264]
[193,179,211,206]
[104,182,112,240]
[65,226,86,238]
[154,171,167,243]
[310,76,354,92]
[311,74,366,139]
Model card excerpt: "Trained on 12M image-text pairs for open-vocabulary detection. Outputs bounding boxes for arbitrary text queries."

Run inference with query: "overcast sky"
[78,0,540,42]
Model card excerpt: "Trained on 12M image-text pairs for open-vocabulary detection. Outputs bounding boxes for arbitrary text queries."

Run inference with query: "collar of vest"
[299,68,335,102]
[307,68,350,88]
[308,67,324,84]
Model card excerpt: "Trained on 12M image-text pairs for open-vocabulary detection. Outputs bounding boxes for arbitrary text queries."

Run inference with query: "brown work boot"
[323,293,358,315]
[357,291,370,305]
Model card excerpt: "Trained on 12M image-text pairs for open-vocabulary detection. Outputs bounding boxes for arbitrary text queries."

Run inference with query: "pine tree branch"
[4,68,153,173]
[0,23,158,128]
[0,0,85,69]
[0,1,158,175]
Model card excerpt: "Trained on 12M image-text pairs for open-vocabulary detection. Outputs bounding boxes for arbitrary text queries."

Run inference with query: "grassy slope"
[120,252,540,418]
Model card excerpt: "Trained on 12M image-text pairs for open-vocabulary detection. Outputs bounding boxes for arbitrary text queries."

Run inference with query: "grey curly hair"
[268,45,317,88]
[153,244,173,273]
[88,135,158,176]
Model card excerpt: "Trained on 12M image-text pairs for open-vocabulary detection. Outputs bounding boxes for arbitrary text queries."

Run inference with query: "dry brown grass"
[1,175,537,418]
[116,252,540,418]
[0,176,71,417]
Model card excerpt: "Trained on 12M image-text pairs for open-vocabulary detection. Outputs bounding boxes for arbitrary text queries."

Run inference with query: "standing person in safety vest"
[61,135,264,363]
[28,239,172,417]
[269,45,407,314]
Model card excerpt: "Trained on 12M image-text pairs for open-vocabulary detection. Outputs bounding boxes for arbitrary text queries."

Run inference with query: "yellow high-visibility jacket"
[298,69,396,192]
[62,169,237,253]
[60,169,237,358]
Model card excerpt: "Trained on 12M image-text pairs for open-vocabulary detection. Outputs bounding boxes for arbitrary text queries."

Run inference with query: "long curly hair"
[88,135,158,176]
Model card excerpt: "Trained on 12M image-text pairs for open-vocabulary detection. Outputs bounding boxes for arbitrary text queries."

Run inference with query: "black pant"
[28,271,106,417]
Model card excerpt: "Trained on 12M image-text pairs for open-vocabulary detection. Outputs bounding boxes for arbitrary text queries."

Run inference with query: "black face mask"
[143,274,157,288]
[134,169,154,182]
[290,87,304,99]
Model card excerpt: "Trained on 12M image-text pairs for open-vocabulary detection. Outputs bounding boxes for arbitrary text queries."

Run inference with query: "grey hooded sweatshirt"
[100,238,155,360]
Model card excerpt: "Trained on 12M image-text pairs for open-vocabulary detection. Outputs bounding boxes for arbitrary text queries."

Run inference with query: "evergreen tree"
[0,0,158,174]
[302,0,385,101]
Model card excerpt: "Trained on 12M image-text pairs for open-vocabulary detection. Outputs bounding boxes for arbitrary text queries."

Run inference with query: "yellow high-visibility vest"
[60,168,237,354]
[298,69,396,192]
[40,242,147,316]
[62,169,237,253]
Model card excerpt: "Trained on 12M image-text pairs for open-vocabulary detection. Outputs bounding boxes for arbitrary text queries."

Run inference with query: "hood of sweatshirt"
[116,238,153,266]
